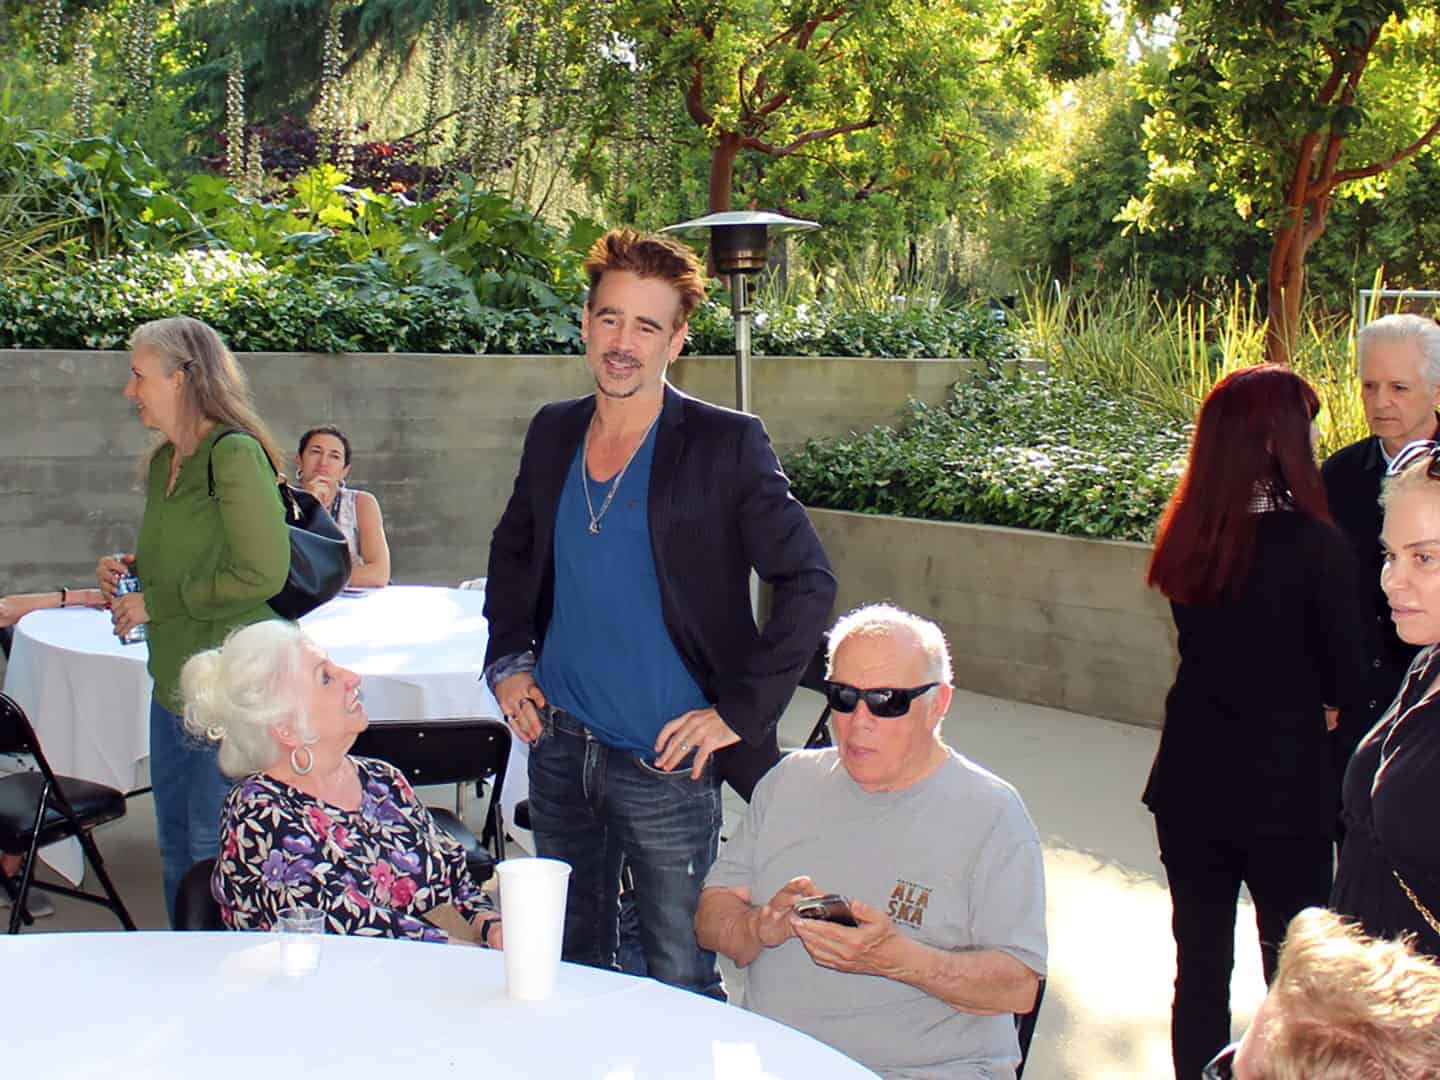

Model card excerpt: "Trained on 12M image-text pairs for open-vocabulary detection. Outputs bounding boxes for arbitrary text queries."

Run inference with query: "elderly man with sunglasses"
[696,603,1047,1080]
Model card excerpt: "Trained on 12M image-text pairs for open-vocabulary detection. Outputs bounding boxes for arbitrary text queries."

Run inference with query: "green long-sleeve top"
[135,426,290,711]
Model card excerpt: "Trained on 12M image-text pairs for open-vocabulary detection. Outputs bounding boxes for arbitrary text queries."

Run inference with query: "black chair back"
[174,857,226,930]
[0,691,135,932]
[1015,977,1046,1079]
[796,640,834,749]
[0,692,58,782]
[350,717,511,855]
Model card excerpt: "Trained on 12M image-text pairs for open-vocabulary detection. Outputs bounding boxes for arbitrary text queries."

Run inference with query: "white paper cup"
[276,905,325,976]
[496,857,571,1000]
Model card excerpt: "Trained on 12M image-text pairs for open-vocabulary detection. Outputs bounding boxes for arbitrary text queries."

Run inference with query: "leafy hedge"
[784,367,1190,541]
[0,250,1022,359]
[690,301,1018,360]
[0,252,584,354]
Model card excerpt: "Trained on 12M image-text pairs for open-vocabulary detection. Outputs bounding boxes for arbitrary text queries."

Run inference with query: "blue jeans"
[528,706,723,998]
[150,699,234,927]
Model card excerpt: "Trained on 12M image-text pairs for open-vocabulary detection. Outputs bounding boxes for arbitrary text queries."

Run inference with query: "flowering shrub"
[784,368,1190,541]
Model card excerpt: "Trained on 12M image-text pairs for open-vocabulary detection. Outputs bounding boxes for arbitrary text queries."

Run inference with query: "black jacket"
[1143,512,1367,835]
[483,385,837,799]
[1321,428,1437,747]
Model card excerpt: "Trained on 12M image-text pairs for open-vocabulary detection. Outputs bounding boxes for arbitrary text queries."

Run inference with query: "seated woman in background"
[296,425,391,587]
[180,620,501,946]
[1331,440,1440,959]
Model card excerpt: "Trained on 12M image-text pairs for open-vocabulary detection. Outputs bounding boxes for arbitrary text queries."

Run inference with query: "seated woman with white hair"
[181,621,502,946]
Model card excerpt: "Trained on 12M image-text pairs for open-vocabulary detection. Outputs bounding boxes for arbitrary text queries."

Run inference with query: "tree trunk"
[1264,221,1304,366]
[1264,191,1331,366]
[708,132,741,212]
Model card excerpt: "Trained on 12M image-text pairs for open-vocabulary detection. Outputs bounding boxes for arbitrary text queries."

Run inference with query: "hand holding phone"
[792,893,859,928]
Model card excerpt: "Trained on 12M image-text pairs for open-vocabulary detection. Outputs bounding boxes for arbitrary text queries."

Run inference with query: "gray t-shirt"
[706,747,1047,1080]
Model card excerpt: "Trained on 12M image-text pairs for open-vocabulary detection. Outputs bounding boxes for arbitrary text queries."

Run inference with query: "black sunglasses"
[1201,1043,1237,1080]
[822,680,939,718]
[1386,439,1440,478]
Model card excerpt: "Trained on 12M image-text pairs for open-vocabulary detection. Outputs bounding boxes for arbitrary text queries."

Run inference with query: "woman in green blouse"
[96,316,290,926]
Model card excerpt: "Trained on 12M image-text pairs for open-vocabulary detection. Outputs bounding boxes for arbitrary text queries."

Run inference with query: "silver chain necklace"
[580,411,659,535]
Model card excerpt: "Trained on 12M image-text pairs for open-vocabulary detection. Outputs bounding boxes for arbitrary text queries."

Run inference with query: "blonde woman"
[95,316,289,925]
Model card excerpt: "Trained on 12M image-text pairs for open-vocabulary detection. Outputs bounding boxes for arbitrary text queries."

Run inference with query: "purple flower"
[365,779,388,798]
[392,849,422,875]
[283,858,316,885]
[281,834,315,855]
[259,850,287,886]
[241,778,266,801]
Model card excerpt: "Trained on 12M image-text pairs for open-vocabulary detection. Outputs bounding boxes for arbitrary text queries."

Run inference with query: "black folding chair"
[174,857,226,931]
[0,691,135,933]
[1015,977,1046,1079]
[350,718,510,883]
[796,640,834,749]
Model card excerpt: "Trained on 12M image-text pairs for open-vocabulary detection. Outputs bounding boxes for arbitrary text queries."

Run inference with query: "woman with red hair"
[1143,364,1367,1079]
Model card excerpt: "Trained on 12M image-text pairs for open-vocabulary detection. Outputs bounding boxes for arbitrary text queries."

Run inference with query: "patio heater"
[663,210,820,413]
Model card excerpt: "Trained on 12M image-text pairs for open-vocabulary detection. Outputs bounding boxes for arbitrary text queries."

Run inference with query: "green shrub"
[0,252,584,354]
[784,367,1190,542]
[688,300,1018,361]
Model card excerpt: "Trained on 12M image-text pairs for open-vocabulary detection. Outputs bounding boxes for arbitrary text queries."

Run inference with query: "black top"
[483,385,837,800]
[1143,511,1367,836]
[1332,647,1440,957]
[1321,428,1437,745]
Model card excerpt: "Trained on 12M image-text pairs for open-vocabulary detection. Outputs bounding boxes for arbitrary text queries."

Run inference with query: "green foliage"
[784,368,1189,541]
[584,0,1109,248]
[688,302,1017,361]
[0,251,584,354]
[1019,278,1368,456]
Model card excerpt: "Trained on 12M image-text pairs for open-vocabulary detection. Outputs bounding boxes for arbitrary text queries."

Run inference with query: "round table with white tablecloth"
[3,931,880,1079]
[3,586,503,793]
[1,586,528,878]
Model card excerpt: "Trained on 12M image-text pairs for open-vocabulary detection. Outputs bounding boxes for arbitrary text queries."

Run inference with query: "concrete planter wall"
[1,349,988,594]
[808,509,1175,728]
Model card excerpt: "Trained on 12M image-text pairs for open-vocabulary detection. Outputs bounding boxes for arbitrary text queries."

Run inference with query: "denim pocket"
[633,750,710,779]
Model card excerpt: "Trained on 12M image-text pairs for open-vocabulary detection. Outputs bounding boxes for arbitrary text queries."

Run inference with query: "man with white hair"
[1322,314,1440,774]
[695,603,1047,1080]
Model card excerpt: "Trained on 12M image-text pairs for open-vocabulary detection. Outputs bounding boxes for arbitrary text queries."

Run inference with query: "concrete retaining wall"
[1,350,977,594]
[808,509,1175,728]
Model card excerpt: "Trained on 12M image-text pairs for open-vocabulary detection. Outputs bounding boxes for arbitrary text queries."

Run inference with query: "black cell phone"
[792,893,859,927]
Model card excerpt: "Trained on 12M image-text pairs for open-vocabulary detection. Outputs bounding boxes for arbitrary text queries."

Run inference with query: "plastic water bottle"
[113,558,147,645]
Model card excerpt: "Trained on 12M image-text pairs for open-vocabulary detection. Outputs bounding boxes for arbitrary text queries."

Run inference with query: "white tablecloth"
[3,931,879,1079]
[3,586,504,793]
[1,586,530,877]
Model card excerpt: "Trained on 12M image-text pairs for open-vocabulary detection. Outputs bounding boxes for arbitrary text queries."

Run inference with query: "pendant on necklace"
[588,520,601,535]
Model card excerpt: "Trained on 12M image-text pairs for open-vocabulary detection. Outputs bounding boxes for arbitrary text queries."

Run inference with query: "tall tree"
[580,0,1110,225]
[1126,0,1440,362]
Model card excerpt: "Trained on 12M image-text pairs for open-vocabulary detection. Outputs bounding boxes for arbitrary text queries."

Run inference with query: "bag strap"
[207,428,280,499]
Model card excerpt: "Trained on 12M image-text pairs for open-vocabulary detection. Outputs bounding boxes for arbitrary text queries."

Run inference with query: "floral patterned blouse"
[213,756,495,943]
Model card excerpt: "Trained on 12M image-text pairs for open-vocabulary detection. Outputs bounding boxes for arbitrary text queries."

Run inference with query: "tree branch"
[1332,114,1440,184]
[686,61,714,128]
[740,116,879,156]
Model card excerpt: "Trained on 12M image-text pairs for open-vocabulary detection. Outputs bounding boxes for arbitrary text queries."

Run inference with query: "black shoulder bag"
[207,429,352,620]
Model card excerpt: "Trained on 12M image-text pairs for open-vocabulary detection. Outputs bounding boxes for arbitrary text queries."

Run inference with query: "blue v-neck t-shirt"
[534,422,709,754]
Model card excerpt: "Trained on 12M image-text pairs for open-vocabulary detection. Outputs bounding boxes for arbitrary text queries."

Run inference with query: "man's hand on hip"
[496,672,547,744]
[655,706,740,778]
[792,897,904,978]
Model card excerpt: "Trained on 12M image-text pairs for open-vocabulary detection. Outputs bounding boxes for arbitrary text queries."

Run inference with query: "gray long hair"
[129,316,285,472]
[180,621,314,778]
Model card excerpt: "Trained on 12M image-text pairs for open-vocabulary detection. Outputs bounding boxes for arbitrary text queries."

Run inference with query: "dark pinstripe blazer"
[483,383,837,799]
